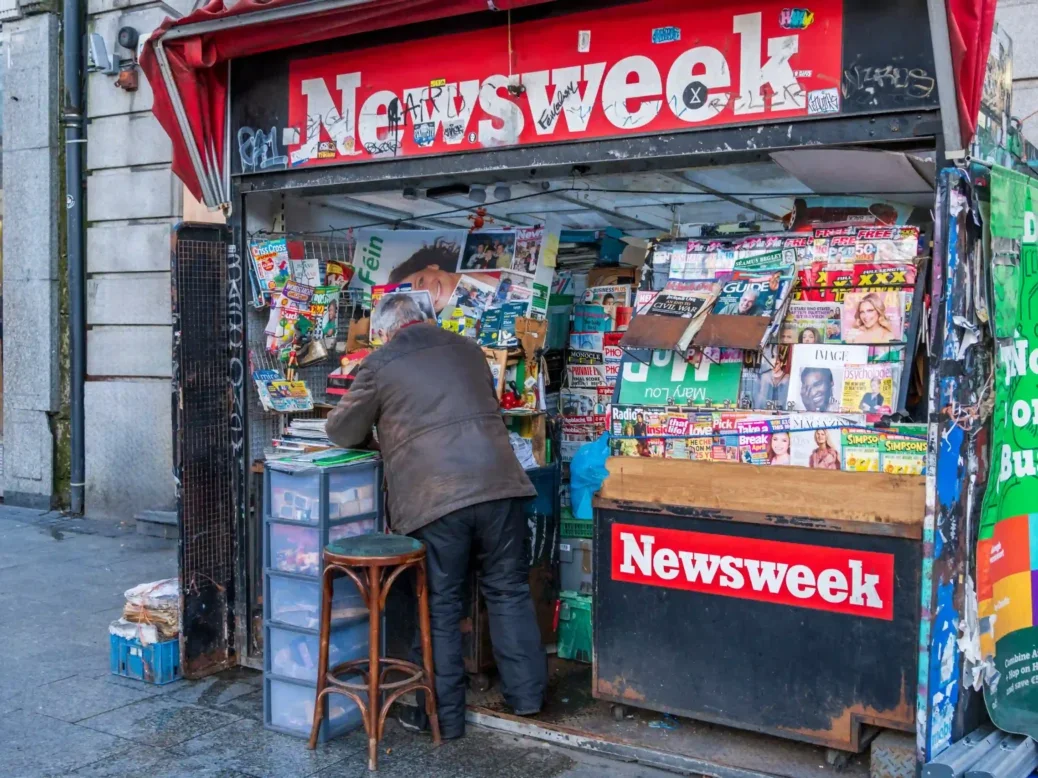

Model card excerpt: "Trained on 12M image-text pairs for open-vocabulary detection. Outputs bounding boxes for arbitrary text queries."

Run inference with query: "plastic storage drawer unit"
[266,572,368,630]
[266,619,369,683]
[265,675,363,740]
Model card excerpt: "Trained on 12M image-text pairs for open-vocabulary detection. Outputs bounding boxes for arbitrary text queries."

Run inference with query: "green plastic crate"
[557,592,592,663]
[559,512,593,539]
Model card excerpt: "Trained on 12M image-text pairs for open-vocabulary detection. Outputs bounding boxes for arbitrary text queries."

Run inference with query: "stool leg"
[367,564,382,772]
[417,559,442,746]
[307,565,335,750]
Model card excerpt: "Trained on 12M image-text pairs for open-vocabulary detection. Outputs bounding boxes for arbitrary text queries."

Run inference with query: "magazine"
[562,415,606,462]
[788,413,863,469]
[492,272,535,313]
[711,271,785,317]
[567,364,608,389]
[445,275,497,319]
[459,230,515,272]
[477,301,528,348]
[609,404,665,458]
[511,226,544,276]
[253,369,282,412]
[780,302,842,345]
[267,380,314,413]
[249,237,292,297]
[584,285,632,329]
[880,433,926,475]
[841,290,904,345]
[310,285,341,348]
[855,226,919,263]
[787,344,870,412]
[663,412,691,459]
[573,304,612,332]
[647,283,716,317]
[561,387,611,417]
[736,417,791,466]
[738,345,791,411]
[291,257,321,287]
[841,363,896,415]
[841,429,881,472]
[265,281,315,353]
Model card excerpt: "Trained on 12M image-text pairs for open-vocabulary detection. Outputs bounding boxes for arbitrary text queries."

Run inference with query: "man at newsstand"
[325,293,548,740]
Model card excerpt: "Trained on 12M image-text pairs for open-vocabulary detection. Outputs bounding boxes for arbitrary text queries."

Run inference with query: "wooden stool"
[307,534,441,770]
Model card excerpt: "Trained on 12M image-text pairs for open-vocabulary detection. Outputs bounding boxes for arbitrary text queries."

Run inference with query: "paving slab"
[0,675,158,723]
[70,746,256,778]
[168,674,260,708]
[0,708,132,778]
[77,695,242,749]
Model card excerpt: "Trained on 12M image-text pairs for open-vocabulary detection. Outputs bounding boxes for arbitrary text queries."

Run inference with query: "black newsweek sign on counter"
[593,506,920,749]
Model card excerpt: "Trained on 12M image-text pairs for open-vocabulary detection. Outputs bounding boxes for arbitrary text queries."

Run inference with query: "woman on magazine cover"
[858,377,887,414]
[846,292,897,344]
[808,429,841,470]
[767,432,791,466]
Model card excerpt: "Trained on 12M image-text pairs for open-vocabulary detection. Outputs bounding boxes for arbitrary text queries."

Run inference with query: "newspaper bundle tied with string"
[109,578,180,646]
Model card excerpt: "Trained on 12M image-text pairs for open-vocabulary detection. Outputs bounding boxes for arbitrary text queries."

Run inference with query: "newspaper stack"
[110,578,180,646]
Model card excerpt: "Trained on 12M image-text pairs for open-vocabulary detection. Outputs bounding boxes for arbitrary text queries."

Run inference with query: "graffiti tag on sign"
[237,126,288,172]
[841,65,936,107]
[779,8,814,29]
[807,87,840,115]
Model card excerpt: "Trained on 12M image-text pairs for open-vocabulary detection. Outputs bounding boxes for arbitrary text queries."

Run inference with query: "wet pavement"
[0,507,673,778]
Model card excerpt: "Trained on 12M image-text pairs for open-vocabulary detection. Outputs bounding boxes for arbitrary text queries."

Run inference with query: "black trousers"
[410,497,547,738]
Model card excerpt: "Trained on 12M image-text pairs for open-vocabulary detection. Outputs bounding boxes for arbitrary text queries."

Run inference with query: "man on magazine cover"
[325,293,546,741]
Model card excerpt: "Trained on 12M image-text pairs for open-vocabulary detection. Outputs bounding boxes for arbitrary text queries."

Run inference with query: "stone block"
[997,3,1038,80]
[88,325,172,377]
[1012,81,1038,146]
[88,221,174,273]
[2,147,59,282]
[87,167,181,222]
[87,113,173,170]
[3,278,59,411]
[87,272,172,325]
[86,68,154,119]
[2,14,58,152]
[2,408,54,508]
[85,379,174,519]
[88,0,193,17]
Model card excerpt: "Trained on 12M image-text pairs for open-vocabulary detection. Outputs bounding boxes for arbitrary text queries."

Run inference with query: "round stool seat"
[326,533,424,566]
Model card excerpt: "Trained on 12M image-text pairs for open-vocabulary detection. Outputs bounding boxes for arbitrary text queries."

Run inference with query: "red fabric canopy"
[140,0,554,206]
[947,0,997,148]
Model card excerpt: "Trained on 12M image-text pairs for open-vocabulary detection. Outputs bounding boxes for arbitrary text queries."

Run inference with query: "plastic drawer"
[559,538,593,595]
[267,522,323,576]
[265,675,363,741]
[266,620,369,683]
[266,572,367,630]
[268,470,322,523]
[328,467,378,520]
[267,518,379,578]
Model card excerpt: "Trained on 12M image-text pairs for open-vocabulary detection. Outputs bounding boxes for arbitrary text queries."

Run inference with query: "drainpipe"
[63,0,86,515]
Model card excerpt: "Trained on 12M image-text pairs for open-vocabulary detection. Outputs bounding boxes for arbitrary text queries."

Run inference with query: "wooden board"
[596,458,924,539]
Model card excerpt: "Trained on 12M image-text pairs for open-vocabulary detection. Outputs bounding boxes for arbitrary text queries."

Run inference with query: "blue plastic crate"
[109,633,181,685]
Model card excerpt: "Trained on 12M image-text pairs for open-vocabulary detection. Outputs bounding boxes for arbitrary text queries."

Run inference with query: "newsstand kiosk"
[143,0,999,774]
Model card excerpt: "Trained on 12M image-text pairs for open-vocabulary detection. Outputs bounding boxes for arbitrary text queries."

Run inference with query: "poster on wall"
[351,220,559,319]
[978,164,1038,739]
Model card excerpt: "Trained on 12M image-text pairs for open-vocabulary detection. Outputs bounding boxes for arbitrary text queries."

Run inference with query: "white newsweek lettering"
[618,532,883,610]
[295,12,804,157]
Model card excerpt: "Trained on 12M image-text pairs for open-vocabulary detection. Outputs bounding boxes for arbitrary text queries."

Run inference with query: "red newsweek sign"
[285,0,843,168]
[611,523,894,620]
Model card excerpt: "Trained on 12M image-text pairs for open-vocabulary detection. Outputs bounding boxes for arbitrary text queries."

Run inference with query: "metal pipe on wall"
[63,0,86,514]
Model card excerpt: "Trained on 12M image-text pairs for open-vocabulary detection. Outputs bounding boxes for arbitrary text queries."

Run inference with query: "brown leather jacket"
[325,323,535,535]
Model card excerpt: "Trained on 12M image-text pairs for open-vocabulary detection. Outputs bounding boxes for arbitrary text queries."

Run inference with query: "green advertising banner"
[978,165,1038,736]
[617,349,741,406]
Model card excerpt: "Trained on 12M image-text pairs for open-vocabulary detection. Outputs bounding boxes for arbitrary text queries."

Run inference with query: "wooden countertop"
[593,458,925,540]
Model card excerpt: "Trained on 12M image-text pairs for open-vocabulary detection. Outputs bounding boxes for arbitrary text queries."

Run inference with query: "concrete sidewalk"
[0,507,672,778]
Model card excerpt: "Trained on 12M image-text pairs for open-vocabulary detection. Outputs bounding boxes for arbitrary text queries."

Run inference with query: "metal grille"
[172,225,235,677]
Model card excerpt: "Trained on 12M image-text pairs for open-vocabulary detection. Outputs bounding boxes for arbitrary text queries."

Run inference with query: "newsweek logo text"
[611,524,894,620]
[285,0,842,167]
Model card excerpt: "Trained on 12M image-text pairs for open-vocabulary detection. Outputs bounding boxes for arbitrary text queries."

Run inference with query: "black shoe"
[395,705,429,734]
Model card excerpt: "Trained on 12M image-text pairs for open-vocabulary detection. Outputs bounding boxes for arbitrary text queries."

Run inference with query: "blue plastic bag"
[570,433,610,520]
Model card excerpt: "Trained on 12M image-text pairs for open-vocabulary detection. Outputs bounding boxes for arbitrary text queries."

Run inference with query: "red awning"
[139,0,554,208]
[947,0,996,146]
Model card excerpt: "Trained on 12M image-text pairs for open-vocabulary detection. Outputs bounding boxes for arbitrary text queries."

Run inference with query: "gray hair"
[372,293,429,341]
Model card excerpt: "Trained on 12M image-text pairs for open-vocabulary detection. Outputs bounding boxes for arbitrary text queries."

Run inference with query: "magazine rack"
[262,457,384,741]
